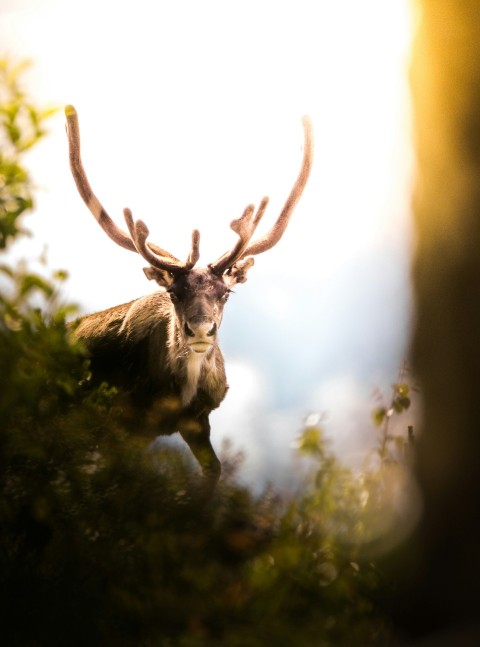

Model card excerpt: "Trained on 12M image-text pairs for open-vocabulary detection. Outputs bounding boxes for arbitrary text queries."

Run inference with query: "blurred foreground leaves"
[0,285,395,645]
[0,58,56,249]
[0,60,413,646]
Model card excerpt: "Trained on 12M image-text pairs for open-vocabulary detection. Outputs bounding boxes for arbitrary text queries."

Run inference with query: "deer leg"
[178,413,221,489]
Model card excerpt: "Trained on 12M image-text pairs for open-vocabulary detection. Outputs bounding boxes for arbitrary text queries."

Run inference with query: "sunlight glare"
[0,0,413,304]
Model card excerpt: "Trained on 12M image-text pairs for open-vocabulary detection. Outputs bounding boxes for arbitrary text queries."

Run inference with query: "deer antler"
[210,116,313,275]
[123,208,200,274]
[209,198,268,275]
[65,105,199,271]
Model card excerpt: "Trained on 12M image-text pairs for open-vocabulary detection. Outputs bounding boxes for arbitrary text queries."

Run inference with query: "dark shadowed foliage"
[0,268,395,645]
[0,59,426,647]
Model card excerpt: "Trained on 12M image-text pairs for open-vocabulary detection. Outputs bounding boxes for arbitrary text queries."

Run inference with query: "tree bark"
[401,0,480,641]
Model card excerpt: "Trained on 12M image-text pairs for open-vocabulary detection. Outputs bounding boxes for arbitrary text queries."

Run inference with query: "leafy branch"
[372,361,417,464]
[0,58,56,249]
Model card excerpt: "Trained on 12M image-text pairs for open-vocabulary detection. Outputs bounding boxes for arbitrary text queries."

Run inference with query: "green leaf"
[295,426,324,456]
[393,396,411,413]
[373,407,387,426]
[53,269,69,282]
[19,273,55,298]
[398,396,411,410]
[395,383,409,398]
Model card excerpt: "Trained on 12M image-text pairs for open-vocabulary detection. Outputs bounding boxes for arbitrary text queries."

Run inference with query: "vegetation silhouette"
[1,59,419,646]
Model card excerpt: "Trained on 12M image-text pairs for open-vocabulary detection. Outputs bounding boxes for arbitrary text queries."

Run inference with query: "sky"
[0,0,415,484]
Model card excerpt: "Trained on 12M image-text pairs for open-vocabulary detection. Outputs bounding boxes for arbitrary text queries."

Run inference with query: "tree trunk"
[401,0,480,641]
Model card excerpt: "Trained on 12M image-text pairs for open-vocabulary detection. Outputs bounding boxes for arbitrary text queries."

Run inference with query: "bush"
[0,59,407,646]
[0,58,55,249]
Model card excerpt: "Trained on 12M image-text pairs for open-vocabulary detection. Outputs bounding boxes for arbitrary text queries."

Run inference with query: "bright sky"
[1,0,412,308]
[0,0,415,479]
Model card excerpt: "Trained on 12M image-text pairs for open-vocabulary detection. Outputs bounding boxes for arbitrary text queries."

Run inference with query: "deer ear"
[143,266,174,288]
[224,257,255,287]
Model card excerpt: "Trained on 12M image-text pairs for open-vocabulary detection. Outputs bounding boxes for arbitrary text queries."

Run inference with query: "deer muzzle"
[185,319,217,354]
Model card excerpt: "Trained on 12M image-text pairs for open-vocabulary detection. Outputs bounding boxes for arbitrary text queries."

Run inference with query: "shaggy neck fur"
[182,351,206,406]
[167,311,211,406]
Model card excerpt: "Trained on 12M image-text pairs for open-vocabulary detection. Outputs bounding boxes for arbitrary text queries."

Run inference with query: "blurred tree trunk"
[403,0,480,641]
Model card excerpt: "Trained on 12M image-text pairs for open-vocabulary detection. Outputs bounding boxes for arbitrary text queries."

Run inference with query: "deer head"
[65,105,313,353]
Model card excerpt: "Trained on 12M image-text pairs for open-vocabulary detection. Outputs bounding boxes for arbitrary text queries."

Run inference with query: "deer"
[65,105,313,490]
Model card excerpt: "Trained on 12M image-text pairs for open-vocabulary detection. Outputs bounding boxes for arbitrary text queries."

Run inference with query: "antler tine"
[186,229,201,269]
[65,105,182,264]
[124,209,200,274]
[209,198,268,275]
[65,105,136,252]
[240,116,314,258]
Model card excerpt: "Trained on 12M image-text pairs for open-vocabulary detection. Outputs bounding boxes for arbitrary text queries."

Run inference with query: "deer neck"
[167,314,216,406]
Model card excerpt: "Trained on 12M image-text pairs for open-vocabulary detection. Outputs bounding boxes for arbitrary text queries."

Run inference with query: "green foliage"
[0,267,394,645]
[373,382,411,428]
[0,58,56,249]
[0,60,410,646]
[372,363,417,464]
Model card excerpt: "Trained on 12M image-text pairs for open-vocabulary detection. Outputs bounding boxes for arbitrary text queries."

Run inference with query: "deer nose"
[184,320,217,338]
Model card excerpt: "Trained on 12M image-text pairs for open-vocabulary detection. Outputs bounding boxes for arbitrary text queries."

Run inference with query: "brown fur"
[73,281,229,486]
